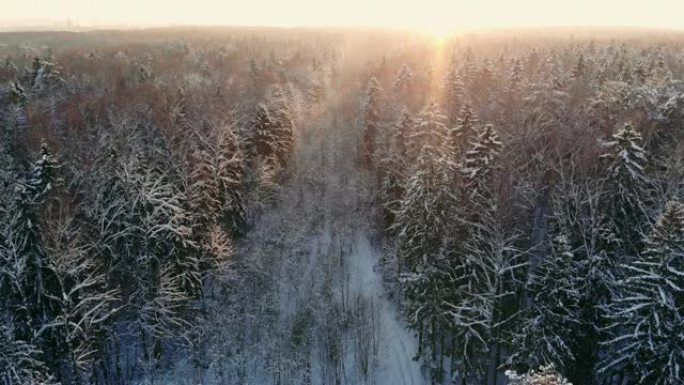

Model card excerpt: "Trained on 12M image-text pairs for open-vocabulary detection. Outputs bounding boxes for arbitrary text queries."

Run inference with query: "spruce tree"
[379,110,413,228]
[397,159,452,381]
[216,126,246,236]
[602,200,684,385]
[267,87,295,165]
[509,57,523,87]
[462,124,503,195]
[444,62,466,124]
[512,234,585,376]
[252,103,277,160]
[600,122,649,251]
[449,104,479,161]
[395,104,452,378]
[8,81,27,108]
[393,64,413,96]
[362,77,382,167]
[0,320,57,385]
[455,204,524,385]
[407,101,449,163]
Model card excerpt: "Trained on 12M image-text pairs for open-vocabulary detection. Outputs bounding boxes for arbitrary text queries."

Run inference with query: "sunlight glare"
[424,25,453,46]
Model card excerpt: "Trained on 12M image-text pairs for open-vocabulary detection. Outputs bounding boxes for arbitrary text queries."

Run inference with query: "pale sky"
[4,0,684,32]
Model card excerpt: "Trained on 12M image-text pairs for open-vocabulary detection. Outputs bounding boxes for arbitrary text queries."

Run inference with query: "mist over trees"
[1,27,684,385]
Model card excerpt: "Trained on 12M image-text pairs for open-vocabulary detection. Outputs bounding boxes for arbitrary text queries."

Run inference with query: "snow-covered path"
[290,86,427,385]
[346,230,424,385]
[156,76,429,385]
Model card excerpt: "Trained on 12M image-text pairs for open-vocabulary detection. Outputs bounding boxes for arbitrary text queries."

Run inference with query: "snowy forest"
[1,27,684,385]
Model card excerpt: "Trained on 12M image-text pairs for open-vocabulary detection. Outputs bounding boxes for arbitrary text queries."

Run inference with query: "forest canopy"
[1,27,684,385]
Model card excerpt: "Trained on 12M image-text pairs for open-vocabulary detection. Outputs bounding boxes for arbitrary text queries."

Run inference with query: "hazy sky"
[5,0,684,32]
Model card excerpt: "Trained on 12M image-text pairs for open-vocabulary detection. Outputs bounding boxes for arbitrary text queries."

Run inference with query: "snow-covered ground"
[153,79,427,385]
[346,230,424,385]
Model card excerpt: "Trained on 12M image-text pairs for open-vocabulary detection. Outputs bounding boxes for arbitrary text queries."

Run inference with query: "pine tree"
[571,54,586,78]
[449,104,479,161]
[600,122,649,250]
[391,108,416,161]
[444,62,466,124]
[10,143,63,339]
[512,234,585,376]
[0,320,57,385]
[42,205,119,380]
[267,87,295,165]
[509,57,523,87]
[453,205,524,385]
[601,200,684,385]
[462,124,503,195]
[395,161,449,271]
[8,81,27,107]
[24,56,62,91]
[601,123,647,187]
[252,103,277,160]
[393,64,413,95]
[215,126,246,236]
[362,77,382,167]
[26,141,60,199]
[0,142,71,381]
[188,146,222,223]
[379,110,413,228]
[395,105,452,377]
[407,101,449,164]
[397,159,452,381]
[632,60,648,84]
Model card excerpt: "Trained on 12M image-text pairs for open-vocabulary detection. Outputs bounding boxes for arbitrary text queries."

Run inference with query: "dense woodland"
[1,27,684,385]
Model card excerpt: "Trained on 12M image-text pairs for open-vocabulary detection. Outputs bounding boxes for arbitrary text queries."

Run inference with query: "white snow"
[345,230,425,385]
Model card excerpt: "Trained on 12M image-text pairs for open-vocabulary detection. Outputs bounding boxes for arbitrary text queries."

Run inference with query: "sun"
[422,25,453,46]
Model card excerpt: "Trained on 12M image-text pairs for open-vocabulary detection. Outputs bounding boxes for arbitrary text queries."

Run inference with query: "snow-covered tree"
[601,200,684,385]
[601,123,647,190]
[407,101,449,164]
[188,125,245,242]
[5,143,63,342]
[267,87,295,165]
[24,56,63,91]
[391,108,413,161]
[444,63,466,124]
[449,104,479,161]
[600,122,649,250]
[41,206,119,380]
[393,63,413,96]
[506,365,571,385]
[8,81,27,108]
[446,206,524,385]
[0,320,57,385]
[379,110,413,228]
[251,103,277,159]
[26,141,60,199]
[571,54,586,79]
[215,126,247,236]
[395,161,450,271]
[509,57,524,87]
[462,124,502,195]
[512,234,585,376]
[395,104,453,378]
[362,77,382,167]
